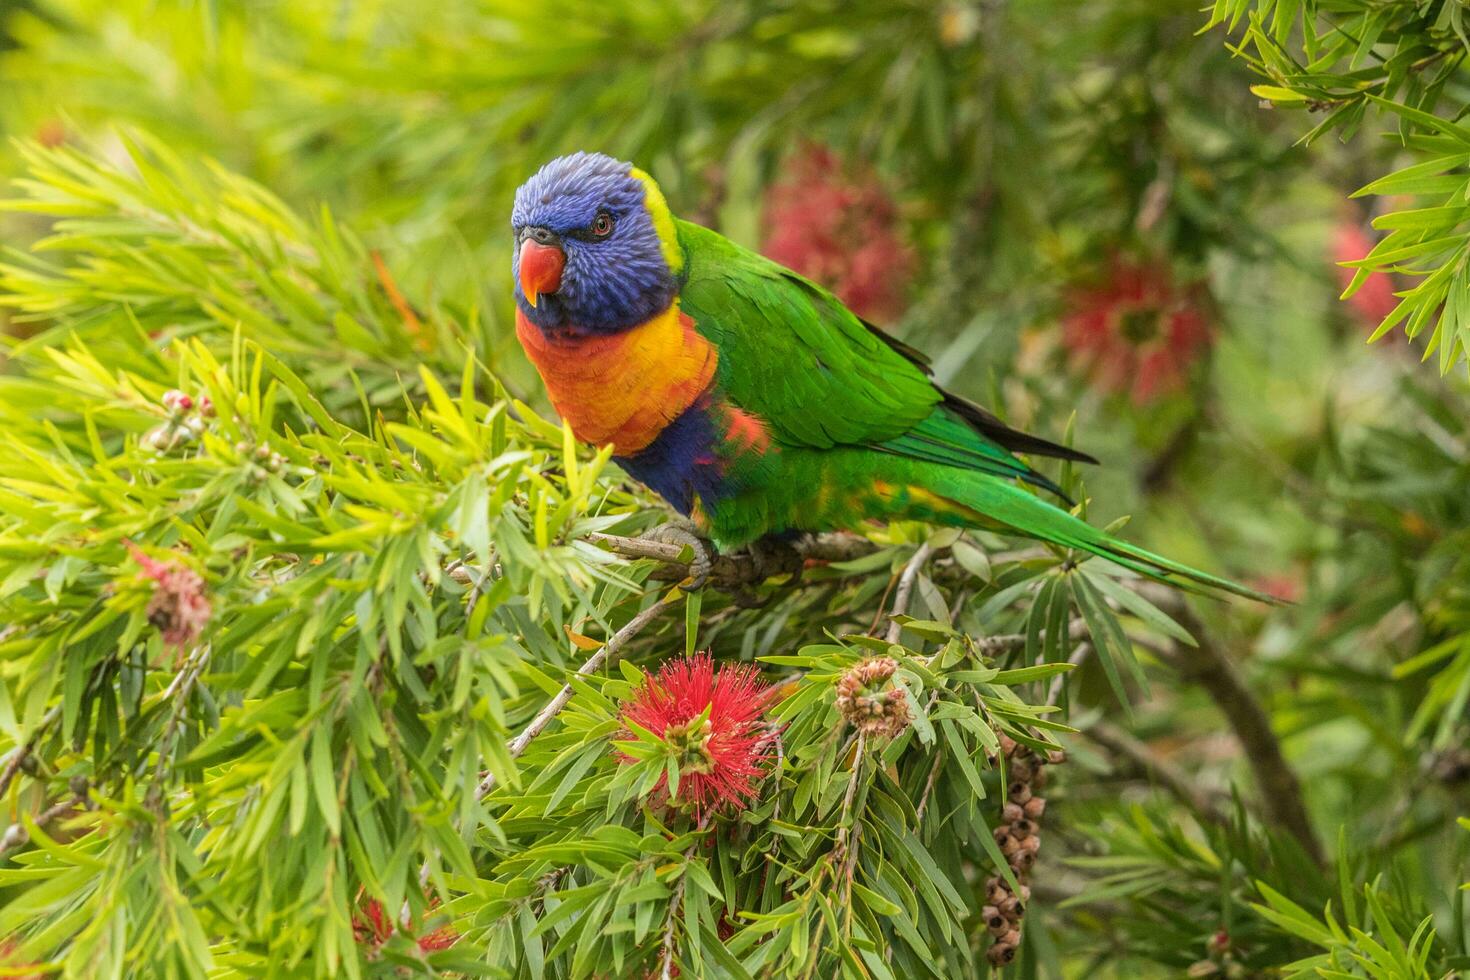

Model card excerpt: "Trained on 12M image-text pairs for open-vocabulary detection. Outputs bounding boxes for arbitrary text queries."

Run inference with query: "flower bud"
[162,389,192,413]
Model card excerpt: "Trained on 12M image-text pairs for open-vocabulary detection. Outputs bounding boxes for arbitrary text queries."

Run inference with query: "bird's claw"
[641,520,714,591]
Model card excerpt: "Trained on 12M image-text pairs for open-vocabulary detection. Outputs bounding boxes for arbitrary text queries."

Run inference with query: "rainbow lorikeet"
[511,152,1263,600]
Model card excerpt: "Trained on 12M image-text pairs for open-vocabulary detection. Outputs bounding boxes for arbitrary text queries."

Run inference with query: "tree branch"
[1142,588,1324,863]
[476,593,675,800]
[1082,719,1227,827]
[886,542,935,643]
[0,703,62,800]
[585,531,877,590]
[0,789,85,858]
[659,846,696,980]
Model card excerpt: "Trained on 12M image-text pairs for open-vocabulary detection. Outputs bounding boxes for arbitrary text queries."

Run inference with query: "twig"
[1082,719,1227,827]
[885,543,935,643]
[1141,588,1324,864]
[0,703,62,800]
[834,734,867,860]
[146,645,212,811]
[914,750,945,826]
[584,532,688,564]
[0,791,85,858]
[476,594,674,800]
[982,618,1088,659]
[659,846,696,980]
[1046,642,1093,708]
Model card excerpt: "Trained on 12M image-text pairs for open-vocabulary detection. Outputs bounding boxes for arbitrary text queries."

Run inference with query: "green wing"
[675,219,1092,497]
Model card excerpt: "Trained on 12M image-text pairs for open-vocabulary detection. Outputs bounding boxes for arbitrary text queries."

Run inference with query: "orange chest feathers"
[515,303,719,455]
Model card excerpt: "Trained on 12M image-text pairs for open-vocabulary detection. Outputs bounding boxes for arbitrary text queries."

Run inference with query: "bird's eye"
[590,211,614,238]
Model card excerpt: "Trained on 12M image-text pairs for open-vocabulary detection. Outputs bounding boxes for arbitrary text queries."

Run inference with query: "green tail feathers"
[936,472,1279,604]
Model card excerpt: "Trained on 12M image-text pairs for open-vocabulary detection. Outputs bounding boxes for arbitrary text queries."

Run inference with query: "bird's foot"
[640,519,714,591]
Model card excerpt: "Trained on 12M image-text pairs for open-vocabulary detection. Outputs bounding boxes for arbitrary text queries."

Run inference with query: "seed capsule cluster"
[835,656,912,739]
[983,734,1064,968]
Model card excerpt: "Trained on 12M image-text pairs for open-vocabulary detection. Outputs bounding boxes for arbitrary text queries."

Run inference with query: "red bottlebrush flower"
[1062,256,1214,405]
[352,897,458,955]
[1330,222,1398,328]
[125,542,212,653]
[617,654,776,819]
[761,143,915,322]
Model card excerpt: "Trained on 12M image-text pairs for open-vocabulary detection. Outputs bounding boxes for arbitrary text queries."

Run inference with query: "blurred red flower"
[1062,257,1214,405]
[1246,573,1302,604]
[1330,222,1398,327]
[617,654,776,819]
[0,938,43,979]
[353,897,458,954]
[762,143,914,322]
[125,542,211,653]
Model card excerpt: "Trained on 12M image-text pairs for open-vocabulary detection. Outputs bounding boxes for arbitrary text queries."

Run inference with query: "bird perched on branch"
[511,152,1266,601]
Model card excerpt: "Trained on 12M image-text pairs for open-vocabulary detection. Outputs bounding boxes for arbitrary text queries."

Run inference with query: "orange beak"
[519,239,565,309]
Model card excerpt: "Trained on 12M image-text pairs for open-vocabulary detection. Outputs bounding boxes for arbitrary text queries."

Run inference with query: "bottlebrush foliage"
[1212,0,1470,372]
[0,1,1467,978]
[0,141,1240,978]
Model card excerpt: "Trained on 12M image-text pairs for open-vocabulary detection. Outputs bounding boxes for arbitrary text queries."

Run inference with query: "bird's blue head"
[511,152,684,335]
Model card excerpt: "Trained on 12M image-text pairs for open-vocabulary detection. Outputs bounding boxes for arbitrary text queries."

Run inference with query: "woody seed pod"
[987,943,1016,967]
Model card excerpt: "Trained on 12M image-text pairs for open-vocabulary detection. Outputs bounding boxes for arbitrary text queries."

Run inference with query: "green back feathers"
[675,219,1076,496]
[670,216,1267,603]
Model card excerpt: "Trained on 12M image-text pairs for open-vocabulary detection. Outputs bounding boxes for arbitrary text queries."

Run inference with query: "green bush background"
[0,1,1465,977]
